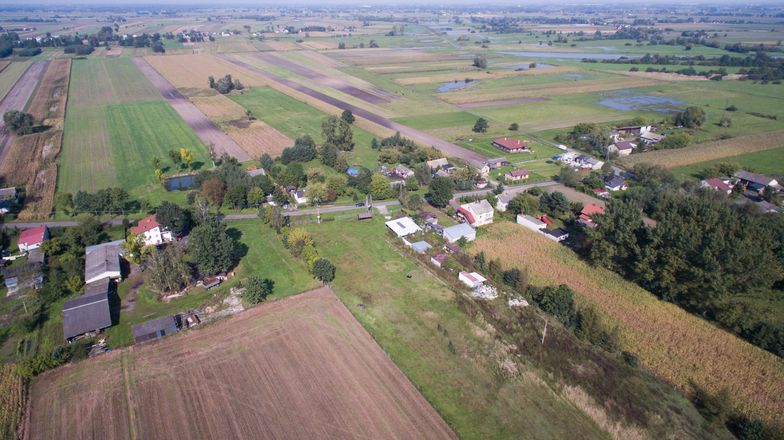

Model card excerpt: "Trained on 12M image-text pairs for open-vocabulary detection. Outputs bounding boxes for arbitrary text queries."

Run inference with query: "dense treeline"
[585,178,784,356]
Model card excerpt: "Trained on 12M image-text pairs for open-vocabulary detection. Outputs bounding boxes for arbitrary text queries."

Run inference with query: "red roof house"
[129,214,174,246]
[130,215,161,235]
[578,203,605,224]
[701,177,732,194]
[493,137,528,153]
[17,225,48,252]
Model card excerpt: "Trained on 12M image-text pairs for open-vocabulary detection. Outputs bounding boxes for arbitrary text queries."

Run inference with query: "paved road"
[0,61,49,167]
[132,57,252,162]
[219,55,488,169]
[451,180,558,202]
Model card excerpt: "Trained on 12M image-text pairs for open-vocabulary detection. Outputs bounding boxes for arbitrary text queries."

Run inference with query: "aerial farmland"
[0,3,782,440]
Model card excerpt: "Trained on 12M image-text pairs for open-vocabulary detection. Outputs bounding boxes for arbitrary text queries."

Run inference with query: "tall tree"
[187,218,237,276]
[146,246,191,293]
[428,176,454,208]
[155,201,190,235]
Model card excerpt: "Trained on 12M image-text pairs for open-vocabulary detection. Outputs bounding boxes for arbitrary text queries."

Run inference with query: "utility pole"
[541,318,548,345]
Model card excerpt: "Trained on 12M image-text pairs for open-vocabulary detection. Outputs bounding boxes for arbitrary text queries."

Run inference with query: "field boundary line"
[121,350,139,440]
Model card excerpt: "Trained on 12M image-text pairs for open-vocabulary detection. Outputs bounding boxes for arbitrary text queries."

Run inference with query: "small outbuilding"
[410,241,432,254]
[442,223,476,243]
[132,315,180,344]
[385,217,422,237]
[459,271,486,289]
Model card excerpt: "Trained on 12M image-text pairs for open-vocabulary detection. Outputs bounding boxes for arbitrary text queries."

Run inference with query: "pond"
[164,174,197,191]
[502,63,554,71]
[498,51,635,60]
[597,90,685,113]
[437,80,477,93]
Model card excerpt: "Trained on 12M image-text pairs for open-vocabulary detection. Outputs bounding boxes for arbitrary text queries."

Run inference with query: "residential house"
[443,223,476,243]
[290,189,308,206]
[410,241,432,254]
[84,240,123,285]
[486,158,510,170]
[616,125,652,137]
[132,315,180,344]
[419,211,438,224]
[246,167,266,178]
[605,176,628,191]
[385,217,422,238]
[495,192,515,212]
[701,177,733,194]
[458,200,494,227]
[517,214,547,232]
[544,228,569,242]
[430,254,448,268]
[130,214,174,246]
[427,158,449,170]
[505,169,530,182]
[593,188,610,199]
[0,187,17,214]
[608,140,637,157]
[493,137,528,153]
[459,271,486,289]
[578,203,605,227]
[17,225,49,253]
[393,165,414,179]
[476,179,488,189]
[576,155,604,171]
[62,278,113,342]
[734,170,781,193]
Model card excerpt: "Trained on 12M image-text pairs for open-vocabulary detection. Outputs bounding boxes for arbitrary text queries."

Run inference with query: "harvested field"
[300,40,340,50]
[296,49,343,68]
[458,97,548,109]
[1,128,62,219]
[190,94,247,122]
[327,48,463,66]
[261,40,301,51]
[473,222,784,424]
[620,130,784,168]
[618,70,709,81]
[26,59,70,123]
[440,77,661,104]
[0,61,31,101]
[396,66,577,86]
[143,53,268,90]
[0,364,25,440]
[0,61,48,169]
[27,288,456,440]
[133,57,251,162]
[252,52,396,104]
[224,120,293,158]
[365,60,476,74]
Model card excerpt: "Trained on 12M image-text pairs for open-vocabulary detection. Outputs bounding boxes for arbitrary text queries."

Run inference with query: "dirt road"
[132,57,251,162]
[0,61,49,167]
[219,55,489,168]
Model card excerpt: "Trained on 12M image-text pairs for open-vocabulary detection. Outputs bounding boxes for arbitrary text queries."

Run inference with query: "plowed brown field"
[27,288,455,440]
[144,53,269,90]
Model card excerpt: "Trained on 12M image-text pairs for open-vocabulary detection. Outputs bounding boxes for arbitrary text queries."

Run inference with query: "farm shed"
[385,217,421,237]
[442,223,476,243]
[431,254,448,267]
[133,315,180,344]
[62,278,112,342]
[544,228,569,242]
[517,214,547,232]
[85,240,124,284]
[410,241,432,254]
[459,271,486,289]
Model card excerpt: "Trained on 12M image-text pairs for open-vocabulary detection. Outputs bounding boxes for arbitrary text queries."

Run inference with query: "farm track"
[131,57,251,162]
[27,287,456,440]
[0,61,49,168]
[220,55,488,168]
[251,52,397,105]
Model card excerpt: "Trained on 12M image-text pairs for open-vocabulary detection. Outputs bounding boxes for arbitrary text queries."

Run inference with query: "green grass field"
[230,86,379,168]
[59,58,209,196]
[672,147,784,180]
[0,61,30,101]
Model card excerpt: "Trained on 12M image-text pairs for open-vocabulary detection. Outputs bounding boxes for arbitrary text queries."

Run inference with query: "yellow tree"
[179,148,194,170]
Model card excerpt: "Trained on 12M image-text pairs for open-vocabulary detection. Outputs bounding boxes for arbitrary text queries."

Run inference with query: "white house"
[442,223,476,243]
[427,158,449,170]
[607,140,636,157]
[458,200,494,227]
[291,190,308,206]
[129,215,174,246]
[459,271,486,289]
[517,214,547,232]
[495,192,515,212]
[385,217,422,237]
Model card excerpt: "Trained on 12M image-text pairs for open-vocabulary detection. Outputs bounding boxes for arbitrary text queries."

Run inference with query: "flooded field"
[437,79,478,92]
[597,90,685,113]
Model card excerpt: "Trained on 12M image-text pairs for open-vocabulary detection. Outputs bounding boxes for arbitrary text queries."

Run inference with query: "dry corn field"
[440,77,661,104]
[26,288,455,440]
[0,365,26,440]
[473,222,784,425]
[225,119,293,158]
[0,59,70,219]
[620,130,784,168]
[144,53,269,90]
[190,94,248,122]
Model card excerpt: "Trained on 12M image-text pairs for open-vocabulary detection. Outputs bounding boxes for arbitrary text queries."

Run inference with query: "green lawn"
[230,86,379,168]
[302,217,608,439]
[672,147,784,180]
[393,111,479,130]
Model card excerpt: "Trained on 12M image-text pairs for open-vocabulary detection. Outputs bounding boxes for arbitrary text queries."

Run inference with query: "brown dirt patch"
[144,53,269,90]
[27,288,456,440]
[190,94,247,123]
[620,130,784,169]
[619,70,709,81]
[27,59,70,122]
[261,40,301,51]
[300,40,340,50]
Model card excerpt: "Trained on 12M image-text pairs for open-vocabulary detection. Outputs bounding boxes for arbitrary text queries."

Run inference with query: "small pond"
[503,63,553,71]
[437,80,477,93]
[164,174,197,191]
[597,90,685,113]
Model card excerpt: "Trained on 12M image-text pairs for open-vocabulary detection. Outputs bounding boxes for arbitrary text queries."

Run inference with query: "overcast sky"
[1,0,781,6]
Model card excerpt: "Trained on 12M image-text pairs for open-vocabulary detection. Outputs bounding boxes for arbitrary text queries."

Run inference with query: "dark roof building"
[62,278,112,341]
[132,315,180,344]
